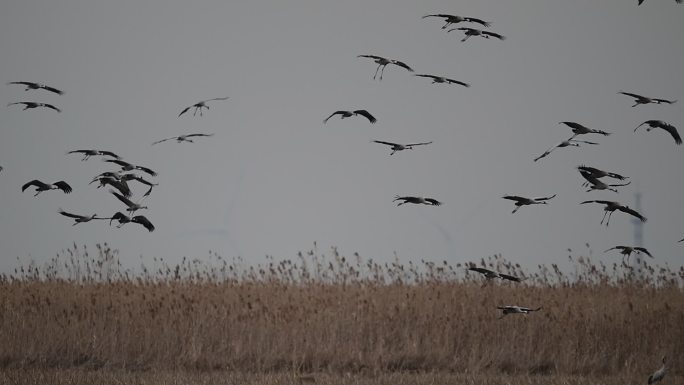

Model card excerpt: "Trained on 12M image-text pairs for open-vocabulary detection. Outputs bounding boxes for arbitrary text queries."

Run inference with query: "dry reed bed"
[0,244,682,376]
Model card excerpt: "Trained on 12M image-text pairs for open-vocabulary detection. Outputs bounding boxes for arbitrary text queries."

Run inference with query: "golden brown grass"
[0,243,682,378]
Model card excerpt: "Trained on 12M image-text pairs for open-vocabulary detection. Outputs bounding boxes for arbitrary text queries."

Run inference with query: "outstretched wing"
[570,139,599,145]
[178,106,192,117]
[7,81,36,87]
[204,97,230,103]
[132,215,155,232]
[468,267,495,276]
[618,91,648,100]
[499,273,523,282]
[134,165,157,177]
[373,140,400,147]
[110,190,135,208]
[357,54,385,61]
[657,122,682,145]
[58,209,84,219]
[104,159,131,168]
[634,247,653,258]
[464,17,491,27]
[98,151,120,159]
[405,141,433,147]
[652,98,676,105]
[41,103,61,112]
[391,60,414,72]
[323,111,345,124]
[52,181,73,194]
[502,195,526,203]
[604,246,626,253]
[353,110,377,123]
[151,137,176,145]
[445,78,470,87]
[184,133,214,138]
[415,74,438,80]
[533,194,556,201]
[40,85,64,95]
[109,211,129,225]
[425,198,442,206]
[421,14,452,20]
[22,179,49,192]
[618,205,646,222]
[482,31,506,40]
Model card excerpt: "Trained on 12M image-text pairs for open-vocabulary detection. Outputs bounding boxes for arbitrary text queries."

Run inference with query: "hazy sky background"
[1,0,683,274]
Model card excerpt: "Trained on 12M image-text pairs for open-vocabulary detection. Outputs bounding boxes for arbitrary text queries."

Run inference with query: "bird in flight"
[422,14,491,29]
[104,159,157,177]
[639,0,682,5]
[604,245,653,263]
[178,97,229,117]
[68,149,121,161]
[372,140,432,155]
[497,305,542,319]
[534,138,598,162]
[560,122,611,137]
[108,212,155,232]
[358,55,414,81]
[394,196,442,206]
[577,165,628,182]
[91,174,133,198]
[110,190,148,214]
[7,81,64,95]
[8,101,61,112]
[152,133,214,145]
[323,110,377,124]
[58,209,104,225]
[580,200,646,226]
[502,194,556,213]
[22,180,72,196]
[414,74,470,87]
[578,170,631,193]
[468,267,524,282]
[618,91,676,107]
[634,120,682,145]
[447,27,505,42]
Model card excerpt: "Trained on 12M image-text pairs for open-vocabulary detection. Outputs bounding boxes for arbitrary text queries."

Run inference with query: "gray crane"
[577,165,628,182]
[68,149,121,161]
[8,101,61,112]
[152,133,214,145]
[580,200,646,226]
[502,194,556,213]
[108,212,155,232]
[394,196,442,206]
[605,246,653,263]
[534,138,598,162]
[110,190,148,214]
[22,180,72,196]
[648,356,668,384]
[178,97,229,117]
[104,159,157,177]
[372,140,432,155]
[323,110,377,124]
[7,81,64,95]
[358,55,414,81]
[579,170,631,193]
[58,209,104,225]
[560,122,611,137]
[447,27,505,42]
[468,267,524,282]
[497,305,542,319]
[422,14,491,29]
[414,74,470,87]
[635,120,682,145]
[619,91,676,107]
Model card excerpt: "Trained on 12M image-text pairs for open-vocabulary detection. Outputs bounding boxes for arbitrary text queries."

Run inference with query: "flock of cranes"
[7,81,228,233]
[2,4,680,382]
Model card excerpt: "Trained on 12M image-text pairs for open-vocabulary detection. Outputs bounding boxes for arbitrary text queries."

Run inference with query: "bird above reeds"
[58,209,105,225]
[604,246,653,263]
[580,200,646,226]
[497,305,542,319]
[108,212,155,232]
[468,267,524,282]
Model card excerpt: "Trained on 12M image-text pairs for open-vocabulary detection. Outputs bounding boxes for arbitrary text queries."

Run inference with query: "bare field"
[0,244,682,380]
[3,370,681,385]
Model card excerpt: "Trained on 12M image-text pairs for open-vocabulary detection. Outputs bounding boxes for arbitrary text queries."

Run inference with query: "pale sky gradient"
[1,0,683,273]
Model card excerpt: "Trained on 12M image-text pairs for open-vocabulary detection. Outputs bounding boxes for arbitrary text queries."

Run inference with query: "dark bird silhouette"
[580,200,646,226]
[104,159,157,176]
[152,133,214,145]
[560,121,611,137]
[618,91,676,107]
[8,101,60,112]
[502,194,556,213]
[22,180,72,196]
[323,110,377,124]
[358,55,414,81]
[108,212,155,232]
[110,190,148,213]
[635,120,682,145]
[414,74,470,87]
[90,175,132,198]
[577,165,628,181]
[605,245,653,263]
[58,209,104,225]
[68,149,121,161]
[639,0,682,5]
[579,170,631,193]
[394,196,442,206]
[468,267,524,282]
[497,305,542,319]
[372,140,432,155]
[7,81,64,95]
[422,14,491,29]
[178,97,229,117]
[648,356,668,385]
[447,27,505,42]
[534,138,598,162]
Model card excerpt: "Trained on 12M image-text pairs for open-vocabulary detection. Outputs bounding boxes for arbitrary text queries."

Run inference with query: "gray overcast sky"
[1,0,683,273]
